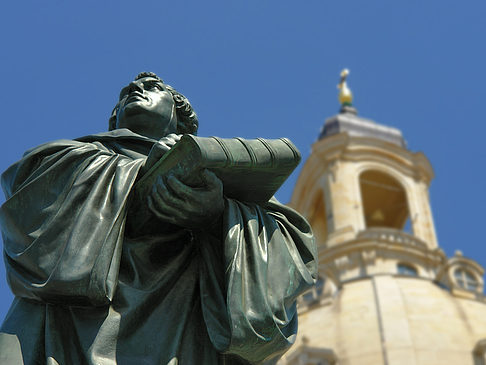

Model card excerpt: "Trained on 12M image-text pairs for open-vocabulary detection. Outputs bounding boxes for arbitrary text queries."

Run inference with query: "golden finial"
[337,68,353,106]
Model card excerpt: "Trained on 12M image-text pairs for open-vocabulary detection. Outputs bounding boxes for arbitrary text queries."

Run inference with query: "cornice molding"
[291,132,434,211]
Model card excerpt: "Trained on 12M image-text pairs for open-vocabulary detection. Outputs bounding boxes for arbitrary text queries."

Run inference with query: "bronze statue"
[0,72,317,365]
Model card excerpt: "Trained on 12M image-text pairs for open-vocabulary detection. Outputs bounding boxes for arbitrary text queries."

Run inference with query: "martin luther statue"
[0,72,317,365]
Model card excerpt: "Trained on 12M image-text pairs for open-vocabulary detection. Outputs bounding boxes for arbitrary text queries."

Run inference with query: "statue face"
[115,76,178,139]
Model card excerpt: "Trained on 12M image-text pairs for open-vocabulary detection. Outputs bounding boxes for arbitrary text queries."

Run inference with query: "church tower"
[279,70,486,365]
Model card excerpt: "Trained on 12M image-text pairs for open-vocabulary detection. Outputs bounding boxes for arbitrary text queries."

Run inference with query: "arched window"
[397,263,418,276]
[474,338,486,365]
[308,190,328,244]
[302,277,325,305]
[454,268,479,291]
[360,170,410,230]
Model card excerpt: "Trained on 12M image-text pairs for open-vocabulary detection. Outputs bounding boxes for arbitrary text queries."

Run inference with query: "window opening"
[474,338,486,365]
[360,170,410,230]
[308,190,328,244]
[454,268,478,291]
[397,263,418,276]
[403,217,412,234]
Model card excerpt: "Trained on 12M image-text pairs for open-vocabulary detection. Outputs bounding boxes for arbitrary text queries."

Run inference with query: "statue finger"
[153,176,187,211]
[149,185,172,214]
[155,141,171,152]
[159,133,181,147]
[166,174,195,201]
[166,133,182,143]
[149,192,202,228]
[149,187,190,224]
[200,169,223,190]
[147,196,177,224]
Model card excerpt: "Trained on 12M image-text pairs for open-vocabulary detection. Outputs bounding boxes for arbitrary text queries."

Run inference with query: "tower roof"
[319,69,407,148]
[319,107,407,148]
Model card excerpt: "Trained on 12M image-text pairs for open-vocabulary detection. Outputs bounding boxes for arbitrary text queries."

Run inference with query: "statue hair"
[109,72,198,135]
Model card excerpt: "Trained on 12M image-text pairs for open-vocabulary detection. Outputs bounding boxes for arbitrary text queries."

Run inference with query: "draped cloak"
[0,129,317,365]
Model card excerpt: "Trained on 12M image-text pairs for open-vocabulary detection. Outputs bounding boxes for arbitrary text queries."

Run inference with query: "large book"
[134,135,301,205]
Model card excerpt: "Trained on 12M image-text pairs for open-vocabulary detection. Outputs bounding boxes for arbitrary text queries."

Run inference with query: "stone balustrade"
[357,227,428,249]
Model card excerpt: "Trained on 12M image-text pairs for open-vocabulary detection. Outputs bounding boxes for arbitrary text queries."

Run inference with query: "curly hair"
[109,72,198,135]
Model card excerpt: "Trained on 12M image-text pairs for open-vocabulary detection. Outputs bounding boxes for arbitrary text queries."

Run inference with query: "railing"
[358,227,427,249]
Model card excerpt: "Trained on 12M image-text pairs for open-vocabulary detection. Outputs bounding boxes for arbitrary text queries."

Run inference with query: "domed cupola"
[280,70,486,365]
[290,69,442,290]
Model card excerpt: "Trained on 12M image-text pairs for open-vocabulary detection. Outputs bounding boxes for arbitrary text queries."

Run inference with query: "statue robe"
[0,129,317,365]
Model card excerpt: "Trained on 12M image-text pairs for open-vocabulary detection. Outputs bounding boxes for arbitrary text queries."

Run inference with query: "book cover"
[134,135,301,205]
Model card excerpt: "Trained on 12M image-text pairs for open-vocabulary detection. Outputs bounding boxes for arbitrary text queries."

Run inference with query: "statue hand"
[142,134,182,175]
[147,169,224,229]
[156,133,182,152]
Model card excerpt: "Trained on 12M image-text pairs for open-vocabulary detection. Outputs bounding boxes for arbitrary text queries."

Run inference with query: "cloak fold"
[1,139,143,306]
[200,199,315,364]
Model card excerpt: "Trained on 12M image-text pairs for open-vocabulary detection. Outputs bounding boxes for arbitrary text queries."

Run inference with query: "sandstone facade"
[279,107,486,365]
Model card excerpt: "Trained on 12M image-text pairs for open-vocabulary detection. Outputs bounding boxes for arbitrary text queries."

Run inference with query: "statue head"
[109,72,198,138]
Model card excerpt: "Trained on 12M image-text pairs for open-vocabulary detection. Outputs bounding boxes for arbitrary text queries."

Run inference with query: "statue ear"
[108,105,119,130]
[108,116,116,130]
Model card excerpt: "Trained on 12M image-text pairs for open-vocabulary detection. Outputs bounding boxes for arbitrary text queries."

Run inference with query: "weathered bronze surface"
[0,72,317,365]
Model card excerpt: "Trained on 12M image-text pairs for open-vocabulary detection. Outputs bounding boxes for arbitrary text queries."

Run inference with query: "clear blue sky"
[0,1,485,319]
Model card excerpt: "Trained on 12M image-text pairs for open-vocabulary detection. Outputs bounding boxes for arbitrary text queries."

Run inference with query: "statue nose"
[128,81,144,93]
